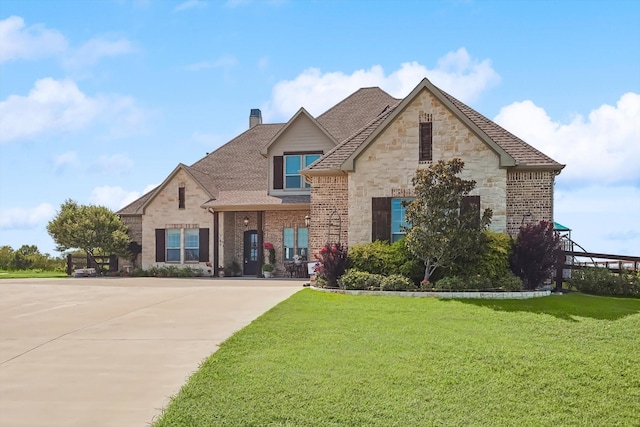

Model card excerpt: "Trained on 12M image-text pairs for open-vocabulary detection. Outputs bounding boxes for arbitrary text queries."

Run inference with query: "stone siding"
[348,89,507,245]
[309,175,349,255]
[141,169,213,269]
[506,170,556,236]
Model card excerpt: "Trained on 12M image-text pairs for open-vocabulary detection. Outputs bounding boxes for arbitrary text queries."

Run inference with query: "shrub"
[381,274,417,291]
[338,270,383,290]
[348,240,423,284]
[510,221,562,290]
[496,272,524,291]
[475,231,512,280]
[434,276,467,291]
[315,243,348,288]
[570,267,640,297]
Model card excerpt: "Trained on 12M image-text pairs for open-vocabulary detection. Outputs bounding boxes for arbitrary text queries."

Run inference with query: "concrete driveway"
[0,277,303,427]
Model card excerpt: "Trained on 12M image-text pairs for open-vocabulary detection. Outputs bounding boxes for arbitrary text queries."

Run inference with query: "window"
[391,198,412,242]
[166,229,181,262]
[283,228,294,260]
[283,153,321,189]
[297,228,308,258]
[178,186,185,209]
[184,229,199,261]
[419,121,433,162]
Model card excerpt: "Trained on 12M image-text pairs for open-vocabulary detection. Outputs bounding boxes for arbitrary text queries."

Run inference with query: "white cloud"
[0,203,56,230]
[0,16,68,63]
[91,154,134,175]
[62,36,134,69]
[263,48,500,121]
[494,92,640,186]
[0,78,146,143]
[89,184,157,210]
[555,185,640,256]
[174,0,207,12]
[53,151,79,173]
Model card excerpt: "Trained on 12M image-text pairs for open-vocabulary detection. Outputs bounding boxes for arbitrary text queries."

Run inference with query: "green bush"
[570,267,639,297]
[381,274,417,291]
[434,276,467,291]
[130,265,203,278]
[496,272,524,291]
[348,240,423,284]
[338,270,383,290]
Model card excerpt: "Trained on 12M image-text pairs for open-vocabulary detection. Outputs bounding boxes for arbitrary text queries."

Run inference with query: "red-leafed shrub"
[510,221,562,290]
[315,243,348,288]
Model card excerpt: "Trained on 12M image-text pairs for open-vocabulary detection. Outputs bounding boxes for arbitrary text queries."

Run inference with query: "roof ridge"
[316,87,399,120]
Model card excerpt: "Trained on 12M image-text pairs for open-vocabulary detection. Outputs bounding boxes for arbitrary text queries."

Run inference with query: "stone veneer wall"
[309,175,349,255]
[140,169,213,269]
[506,170,556,236]
[348,89,507,245]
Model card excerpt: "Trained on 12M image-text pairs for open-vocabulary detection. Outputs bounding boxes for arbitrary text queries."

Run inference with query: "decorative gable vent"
[419,113,433,163]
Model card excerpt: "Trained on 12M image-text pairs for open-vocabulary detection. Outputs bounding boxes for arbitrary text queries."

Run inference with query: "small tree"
[47,199,130,270]
[404,158,492,282]
[510,220,562,289]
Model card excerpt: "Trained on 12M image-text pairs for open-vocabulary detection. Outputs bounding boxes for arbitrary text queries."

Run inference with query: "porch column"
[257,211,264,278]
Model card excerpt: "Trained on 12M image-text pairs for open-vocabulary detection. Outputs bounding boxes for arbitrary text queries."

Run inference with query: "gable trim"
[139,163,217,214]
[341,78,517,171]
[260,107,338,156]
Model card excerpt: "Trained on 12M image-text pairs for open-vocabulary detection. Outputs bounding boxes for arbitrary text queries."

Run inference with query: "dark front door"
[243,230,259,276]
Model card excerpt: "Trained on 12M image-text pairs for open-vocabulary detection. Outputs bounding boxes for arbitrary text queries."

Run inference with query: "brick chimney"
[249,109,262,128]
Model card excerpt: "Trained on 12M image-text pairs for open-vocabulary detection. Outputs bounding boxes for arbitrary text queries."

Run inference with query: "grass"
[0,269,67,279]
[153,290,640,427]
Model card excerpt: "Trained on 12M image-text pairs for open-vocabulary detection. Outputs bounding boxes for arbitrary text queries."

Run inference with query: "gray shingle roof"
[306,81,563,173]
[306,103,400,172]
[316,87,400,143]
[436,88,562,168]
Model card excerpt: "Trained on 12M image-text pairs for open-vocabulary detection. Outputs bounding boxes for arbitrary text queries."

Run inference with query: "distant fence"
[66,254,118,276]
[555,250,640,290]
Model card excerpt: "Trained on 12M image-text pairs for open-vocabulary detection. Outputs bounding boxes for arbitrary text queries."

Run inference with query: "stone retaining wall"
[312,287,551,299]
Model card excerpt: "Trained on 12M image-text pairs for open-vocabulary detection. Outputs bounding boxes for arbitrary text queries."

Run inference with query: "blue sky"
[1,0,639,256]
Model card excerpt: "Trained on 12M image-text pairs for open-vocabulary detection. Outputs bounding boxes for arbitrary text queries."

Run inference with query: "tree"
[510,220,562,289]
[47,199,130,269]
[404,158,492,282]
[12,244,40,270]
[0,245,14,270]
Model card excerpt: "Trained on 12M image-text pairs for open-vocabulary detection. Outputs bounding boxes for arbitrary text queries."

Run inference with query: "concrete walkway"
[0,277,303,427]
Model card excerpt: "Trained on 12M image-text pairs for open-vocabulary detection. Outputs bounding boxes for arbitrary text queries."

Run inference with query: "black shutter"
[419,122,432,162]
[371,197,392,242]
[199,228,209,262]
[273,156,284,189]
[461,196,481,229]
[155,229,165,262]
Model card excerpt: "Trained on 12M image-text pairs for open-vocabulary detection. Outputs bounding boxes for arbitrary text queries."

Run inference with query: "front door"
[243,230,259,276]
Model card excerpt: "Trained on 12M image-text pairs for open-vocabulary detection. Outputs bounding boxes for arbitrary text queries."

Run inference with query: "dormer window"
[274,152,322,190]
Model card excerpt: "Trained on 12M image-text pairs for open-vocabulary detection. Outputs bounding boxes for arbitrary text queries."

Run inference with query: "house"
[118,78,564,276]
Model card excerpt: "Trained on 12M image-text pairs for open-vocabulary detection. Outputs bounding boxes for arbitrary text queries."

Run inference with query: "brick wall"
[506,170,556,236]
[119,215,142,269]
[309,175,349,255]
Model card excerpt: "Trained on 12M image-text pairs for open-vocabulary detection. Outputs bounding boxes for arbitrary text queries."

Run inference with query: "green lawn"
[153,290,640,427]
[0,269,67,279]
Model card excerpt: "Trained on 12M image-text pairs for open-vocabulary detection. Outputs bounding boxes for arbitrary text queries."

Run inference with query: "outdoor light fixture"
[243,216,249,228]
[304,215,310,227]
